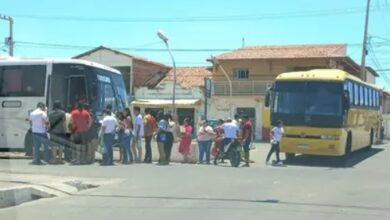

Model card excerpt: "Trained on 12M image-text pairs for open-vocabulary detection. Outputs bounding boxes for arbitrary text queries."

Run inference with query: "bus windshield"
[273,81,343,127]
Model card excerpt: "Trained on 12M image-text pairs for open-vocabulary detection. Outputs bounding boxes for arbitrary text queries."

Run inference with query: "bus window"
[111,74,127,112]
[347,81,354,105]
[364,87,368,107]
[359,84,364,106]
[354,83,359,106]
[373,90,378,108]
[368,89,372,107]
[0,65,46,97]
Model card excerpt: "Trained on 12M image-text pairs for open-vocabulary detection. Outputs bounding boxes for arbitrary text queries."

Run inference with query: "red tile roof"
[216,44,347,60]
[159,67,212,88]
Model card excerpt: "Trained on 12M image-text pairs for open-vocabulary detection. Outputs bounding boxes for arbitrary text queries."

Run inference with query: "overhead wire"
[8,6,390,23]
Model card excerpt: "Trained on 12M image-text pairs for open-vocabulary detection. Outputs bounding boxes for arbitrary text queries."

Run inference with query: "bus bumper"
[280,138,344,156]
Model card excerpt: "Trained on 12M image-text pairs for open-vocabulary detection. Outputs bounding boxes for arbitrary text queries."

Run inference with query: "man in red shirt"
[70,101,92,164]
[241,115,253,167]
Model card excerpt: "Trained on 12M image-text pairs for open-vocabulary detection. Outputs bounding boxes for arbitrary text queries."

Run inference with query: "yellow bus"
[266,69,381,161]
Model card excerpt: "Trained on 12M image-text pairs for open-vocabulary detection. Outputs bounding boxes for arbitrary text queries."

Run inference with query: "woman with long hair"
[119,108,133,164]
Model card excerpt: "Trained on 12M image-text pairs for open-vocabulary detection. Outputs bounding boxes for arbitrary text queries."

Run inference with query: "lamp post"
[157,30,176,117]
[209,55,233,117]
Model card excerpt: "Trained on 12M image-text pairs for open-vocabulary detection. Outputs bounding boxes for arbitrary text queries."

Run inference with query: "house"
[133,67,212,132]
[208,44,378,140]
[73,46,171,99]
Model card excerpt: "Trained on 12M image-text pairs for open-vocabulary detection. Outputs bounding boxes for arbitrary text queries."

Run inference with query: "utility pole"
[0,14,14,56]
[360,0,371,81]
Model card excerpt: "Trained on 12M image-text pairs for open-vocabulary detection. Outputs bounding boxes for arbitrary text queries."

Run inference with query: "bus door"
[67,75,88,108]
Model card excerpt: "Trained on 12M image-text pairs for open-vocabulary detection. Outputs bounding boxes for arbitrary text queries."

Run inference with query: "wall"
[77,49,133,67]
[213,58,331,81]
[134,80,205,132]
[76,49,133,95]
[208,96,264,140]
[366,72,376,84]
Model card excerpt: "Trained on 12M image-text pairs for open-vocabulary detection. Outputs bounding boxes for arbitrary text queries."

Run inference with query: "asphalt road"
[0,143,389,220]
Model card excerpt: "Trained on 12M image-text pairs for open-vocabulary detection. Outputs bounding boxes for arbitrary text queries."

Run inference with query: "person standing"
[197,120,215,164]
[29,102,49,165]
[48,100,66,164]
[211,119,224,160]
[133,107,144,163]
[64,105,73,162]
[164,114,176,164]
[241,115,253,167]
[70,101,92,165]
[101,109,118,165]
[144,109,156,163]
[266,120,284,165]
[156,112,168,165]
[178,118,193,163]
[84,103,98,164]
[117,111,133,164]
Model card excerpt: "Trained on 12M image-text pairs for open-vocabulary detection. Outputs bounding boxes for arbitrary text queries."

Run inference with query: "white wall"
[208,96,263,140]
[78,49,133,67]
[366,72,376,84]
[135,81,203,100]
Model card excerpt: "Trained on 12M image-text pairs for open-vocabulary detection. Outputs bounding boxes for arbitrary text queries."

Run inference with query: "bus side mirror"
[265,93,270,107]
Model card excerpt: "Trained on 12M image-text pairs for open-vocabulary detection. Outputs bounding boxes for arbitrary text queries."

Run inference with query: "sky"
[0,0,390,87]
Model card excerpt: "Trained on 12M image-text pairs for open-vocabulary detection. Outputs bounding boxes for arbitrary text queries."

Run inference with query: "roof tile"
[216,44,347,60]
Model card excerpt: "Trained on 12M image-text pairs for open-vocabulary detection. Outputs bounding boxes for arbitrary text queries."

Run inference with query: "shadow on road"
[75,193,390,212]
[284,147,384,168]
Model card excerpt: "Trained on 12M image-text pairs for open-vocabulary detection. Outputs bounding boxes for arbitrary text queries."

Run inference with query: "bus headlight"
[320,135,338,140]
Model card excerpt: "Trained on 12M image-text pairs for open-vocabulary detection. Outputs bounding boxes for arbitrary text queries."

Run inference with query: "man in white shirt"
[101,109,118,165]
[133,106,144,163]
[266,120,284,165]
[29,102,49,165]
[222,118,239,150]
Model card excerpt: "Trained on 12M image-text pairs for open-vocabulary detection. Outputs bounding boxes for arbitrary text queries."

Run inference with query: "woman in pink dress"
[178,118,193,163]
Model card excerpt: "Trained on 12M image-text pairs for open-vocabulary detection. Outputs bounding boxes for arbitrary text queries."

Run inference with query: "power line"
[13,40,390,53]
[367,42,390,86]
[8,6,390,23]
[14,41,231,52]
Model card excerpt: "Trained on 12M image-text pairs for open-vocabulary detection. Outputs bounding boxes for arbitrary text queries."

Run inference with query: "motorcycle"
[213,138,242,167]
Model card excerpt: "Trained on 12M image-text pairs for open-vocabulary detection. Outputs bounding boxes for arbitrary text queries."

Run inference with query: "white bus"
[0,58,128,154]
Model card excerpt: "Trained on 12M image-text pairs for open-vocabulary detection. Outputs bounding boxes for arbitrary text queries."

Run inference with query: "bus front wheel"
[341,133,352,165]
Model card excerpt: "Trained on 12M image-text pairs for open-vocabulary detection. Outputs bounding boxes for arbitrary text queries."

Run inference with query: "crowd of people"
[29,101,286,167]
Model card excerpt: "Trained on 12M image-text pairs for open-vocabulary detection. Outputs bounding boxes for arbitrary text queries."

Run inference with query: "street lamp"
[157,30,177,117]
[209,55,233,117]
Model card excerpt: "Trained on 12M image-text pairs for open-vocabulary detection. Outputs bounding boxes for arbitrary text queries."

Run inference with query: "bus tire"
[366,129,374,151]
[24,129,33,157]
[340,132,352,163]
[285,153,295,162]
